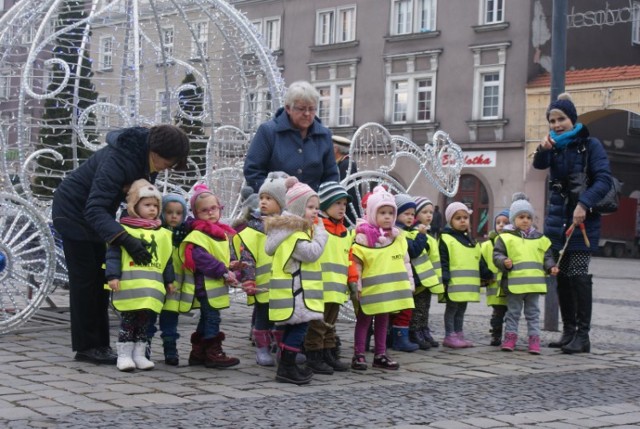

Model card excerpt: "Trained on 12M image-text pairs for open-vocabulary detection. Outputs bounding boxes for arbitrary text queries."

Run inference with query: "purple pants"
[354,312,389,355]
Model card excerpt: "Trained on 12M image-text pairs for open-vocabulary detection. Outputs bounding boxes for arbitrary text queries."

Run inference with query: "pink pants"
[354,312,389,355]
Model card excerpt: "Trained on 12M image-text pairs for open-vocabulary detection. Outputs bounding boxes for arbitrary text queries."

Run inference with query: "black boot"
[490,327,502,346]
[162,336,179,366]
[276,348,312,385]
[409,329,431,350]
[305,349,334,375]
[549,274,577,348]
[323,348,350,372]
[562,275,592,354]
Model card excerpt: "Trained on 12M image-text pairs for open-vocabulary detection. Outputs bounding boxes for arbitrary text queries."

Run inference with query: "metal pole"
[544,0,568,332]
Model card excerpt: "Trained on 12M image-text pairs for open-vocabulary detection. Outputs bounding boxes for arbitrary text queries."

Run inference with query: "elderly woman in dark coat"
[52,125,189,364]
[533,93,612,354]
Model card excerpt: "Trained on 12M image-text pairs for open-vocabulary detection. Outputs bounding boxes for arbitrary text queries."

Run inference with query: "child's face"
[136,197,159,220]
[163,201,184,228]
[548,110,574,135]
[450,210,470,232]
[494,215,509,233]
[514,213,532,231]
[416,204,433,226]
[325,197,348,220]
[259,194,281,216]
[376,205,395,229]
[195,194,221,222]
[397,208,416,227]
[304,196,320,222]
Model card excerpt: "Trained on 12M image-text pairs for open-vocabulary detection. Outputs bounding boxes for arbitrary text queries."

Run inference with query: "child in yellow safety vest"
[106,179,175,372]
[180,184,242,369]
[493,194,558,354]
[439,202,493,349]
[350,186,414,371]
[264,177,328,385]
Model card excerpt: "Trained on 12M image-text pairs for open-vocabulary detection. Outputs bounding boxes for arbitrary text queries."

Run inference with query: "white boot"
[133,341,155,370]
[116,342,135,372]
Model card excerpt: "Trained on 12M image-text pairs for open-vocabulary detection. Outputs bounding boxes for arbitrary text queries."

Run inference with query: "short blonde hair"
[284,81,319,107]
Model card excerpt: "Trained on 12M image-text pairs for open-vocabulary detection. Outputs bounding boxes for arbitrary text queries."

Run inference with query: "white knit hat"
[445,202,472,224]
[285,177,318,217]
[258,171,289,212]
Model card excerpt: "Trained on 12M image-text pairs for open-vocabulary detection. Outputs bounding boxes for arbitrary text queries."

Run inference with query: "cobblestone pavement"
[1,257,639,428]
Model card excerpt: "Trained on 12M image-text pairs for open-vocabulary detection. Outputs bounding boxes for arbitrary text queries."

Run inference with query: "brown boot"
[188,332,205,366]
[203,332,240,368]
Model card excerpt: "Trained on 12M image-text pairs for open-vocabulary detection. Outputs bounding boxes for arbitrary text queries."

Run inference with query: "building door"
[444,174,489,239]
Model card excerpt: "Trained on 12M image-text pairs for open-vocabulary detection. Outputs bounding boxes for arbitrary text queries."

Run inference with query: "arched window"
[444,174,489,239]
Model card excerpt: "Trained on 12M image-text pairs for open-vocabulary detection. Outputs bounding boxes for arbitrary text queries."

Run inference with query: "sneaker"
[501,332,518,352]
[351,354,367,371]
[372,354,399,370]
[442,334,466,349]
[528,335,541,355]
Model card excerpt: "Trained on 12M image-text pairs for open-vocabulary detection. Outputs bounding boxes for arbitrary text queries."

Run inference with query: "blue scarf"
[550,123,583,150]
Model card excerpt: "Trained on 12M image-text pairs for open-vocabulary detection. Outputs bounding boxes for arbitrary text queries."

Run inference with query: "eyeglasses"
[198,205,223,214]
[291,105,317,114]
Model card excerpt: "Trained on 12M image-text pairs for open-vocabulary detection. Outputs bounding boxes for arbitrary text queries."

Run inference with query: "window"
[97,96,110,128]
[316,5,356,45]
[470,43,508,122]
[243,89,273,130]
[264,18,281,51]
[480,72,500,118]
[390,0,436,35]
[191,21,208,59]
[317,87,331,123]
[161,26,174,59]
[125,35,143,68]
[392,80,408,122]
[100,36,113,70]
[629,112,640,135]
[337,85,353,126]
[385,73,436,124]
[633,1,640,45]
[481,0,503,25]
[312,82,355,127]
[157,91,171,122]
[416,78,434,122]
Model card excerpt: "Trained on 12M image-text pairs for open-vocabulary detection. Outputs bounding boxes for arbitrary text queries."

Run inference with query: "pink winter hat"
[284,177,318,217]
[365,185,397,226]
[445,202,472,224]
[189,183,217,214]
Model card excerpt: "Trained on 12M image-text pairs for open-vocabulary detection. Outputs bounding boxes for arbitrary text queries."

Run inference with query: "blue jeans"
[147,310,180,339]
[196,296,221,339]
[276,322,309,350]
[254,302,273,331]
[505,292,541,336]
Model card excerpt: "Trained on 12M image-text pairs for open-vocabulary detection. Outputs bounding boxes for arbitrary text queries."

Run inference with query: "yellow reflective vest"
[233,226,272,305]
[439,234,481,303]
[351,237,414,315]
[318,230,351,304]
[269,231,325,322]
[179,230,231,311]
[481,239,507,306]
[111,225,172,313]
[162,246,183,312]
[405,229,444,295]
[499,233,551,294]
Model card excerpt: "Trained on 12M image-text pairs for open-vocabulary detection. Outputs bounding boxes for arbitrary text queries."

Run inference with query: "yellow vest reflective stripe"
[351,237,414,315]
[162,246,183,312]
[500,233,550,294]
[481,239,507,306]
[112,225,172,313]
[318,231,351,304]
[234,227,273,305]
[440,234,481,302]
[179,230,230,311]
[269,231,324,322]
[404,230,444,295]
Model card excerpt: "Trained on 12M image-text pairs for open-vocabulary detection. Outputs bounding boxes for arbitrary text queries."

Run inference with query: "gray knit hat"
[509,193,534,224]
[240,186,259,212]
[258,171,289,212]
[395,193,416,215]
[285,177,318,218]
[414,196,433,214]
[319,181,351,212]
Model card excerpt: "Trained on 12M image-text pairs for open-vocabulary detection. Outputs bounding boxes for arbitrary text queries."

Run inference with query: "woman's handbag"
[567,146,621,215]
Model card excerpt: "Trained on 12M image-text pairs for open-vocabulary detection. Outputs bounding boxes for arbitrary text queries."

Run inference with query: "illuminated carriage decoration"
[0,0,463,333]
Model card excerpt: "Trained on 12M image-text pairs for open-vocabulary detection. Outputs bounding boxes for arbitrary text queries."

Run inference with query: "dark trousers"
[305,302,340,351]
[62,239,111,352]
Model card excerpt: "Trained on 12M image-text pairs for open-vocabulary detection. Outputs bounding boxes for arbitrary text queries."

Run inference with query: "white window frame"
[264,17,281,51]
[161,26,174,60]
[415,77,435,122]
[100,36,114,70]
[632,1,640,45]
[243,89,273,131]
[317,86,331,124]
[390,0,436,36]
[191,21,209,59]
[313,80,355,127]
[316,5,357,45]
[480,0,504,25]
[97,96,110,128]
[384,72,437,124]
[472,66,504,120]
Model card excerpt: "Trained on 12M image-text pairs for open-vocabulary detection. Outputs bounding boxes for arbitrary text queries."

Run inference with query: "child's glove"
[172,224,188,246]
[117,233,152,265]
[242,280,257,295]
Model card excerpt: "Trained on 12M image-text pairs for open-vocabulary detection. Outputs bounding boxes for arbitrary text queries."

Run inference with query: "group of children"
[105,174,559,384]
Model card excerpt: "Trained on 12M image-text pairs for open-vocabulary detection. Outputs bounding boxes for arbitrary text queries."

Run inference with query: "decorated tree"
[174,72,206,176]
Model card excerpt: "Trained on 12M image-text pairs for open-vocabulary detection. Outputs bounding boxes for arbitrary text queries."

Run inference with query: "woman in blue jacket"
[52,125,189,364]
[243,81,339,192]
[533,93,612,354]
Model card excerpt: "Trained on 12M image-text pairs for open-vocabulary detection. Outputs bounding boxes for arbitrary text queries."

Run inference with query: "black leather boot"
[323,348,350,372]
[305,349,334,375]
[276,348,312,385]
[562,275,592,354]
[549,274,577,348]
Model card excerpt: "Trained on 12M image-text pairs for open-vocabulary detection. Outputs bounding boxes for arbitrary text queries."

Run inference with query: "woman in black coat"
[533,93,612,354]
[52,125,189,364]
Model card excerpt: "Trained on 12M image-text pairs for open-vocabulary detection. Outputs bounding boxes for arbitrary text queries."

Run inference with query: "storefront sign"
[442,151,496,168]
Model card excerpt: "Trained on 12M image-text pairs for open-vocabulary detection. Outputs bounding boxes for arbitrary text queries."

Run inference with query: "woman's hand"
[573,203,587,225]
[540,134,555,151]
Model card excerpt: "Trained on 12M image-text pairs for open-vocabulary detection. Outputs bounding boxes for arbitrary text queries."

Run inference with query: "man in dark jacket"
[52,125,189,364]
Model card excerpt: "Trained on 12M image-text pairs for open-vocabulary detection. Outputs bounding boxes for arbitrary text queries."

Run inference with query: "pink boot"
[455,332,474,348]
[528,335,541,355]
[442,334,466,349]
[501,332,518,351]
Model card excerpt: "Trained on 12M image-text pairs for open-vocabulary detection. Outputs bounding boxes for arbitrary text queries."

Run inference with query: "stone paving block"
[0,406,42,420]
[103,383,155,394]
[458,417,510,428]
[33,405,77,416]
[15,399,59,409]
[595,412,640,425]
[68,400,119,412]
[539,422,588,429]
[429,419,477,429]
[135,393,192,405]
[107,397,154,408]
[182,393,227,402]
[562,418,616,428]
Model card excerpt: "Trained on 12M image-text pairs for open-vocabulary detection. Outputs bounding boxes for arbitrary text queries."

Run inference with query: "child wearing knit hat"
[263,177,328,385]
[146,193,188,366]
[181,183,242,369]
[493,193,559,354]
[232,171,289,368]
[105,179,175,372]
[303,181,356,374]
[410,196,443,349]
[481,208,510,347]
[350,186,414,371]
[439,201,493,349]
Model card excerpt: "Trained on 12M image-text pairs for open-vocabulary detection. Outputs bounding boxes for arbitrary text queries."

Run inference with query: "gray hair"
[284,81,319,107]
[334,144,349,155]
